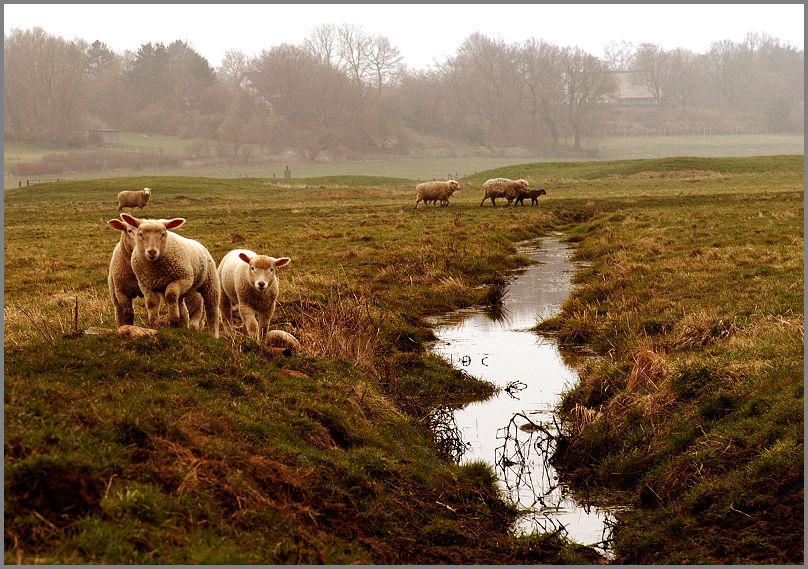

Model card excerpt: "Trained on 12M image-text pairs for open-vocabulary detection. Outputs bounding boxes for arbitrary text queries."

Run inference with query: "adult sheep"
[107,218,203,328]
[415,180,461,209]
[117,187,151,212]
[218,249,291,340]
[121,213,220,338]
[480,178,530,207]
[514,188,547,206]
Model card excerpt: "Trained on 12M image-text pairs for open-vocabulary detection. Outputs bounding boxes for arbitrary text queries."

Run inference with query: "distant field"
[4,132,803,189]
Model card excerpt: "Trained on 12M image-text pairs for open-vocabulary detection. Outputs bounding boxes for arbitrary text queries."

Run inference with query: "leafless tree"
[303,23,340,68]
[559,46,616,150]
[704,39,754,110]
[516,38,565,147]
[365,34,404,93]
[603,40,635,71]
[218,48,250,88]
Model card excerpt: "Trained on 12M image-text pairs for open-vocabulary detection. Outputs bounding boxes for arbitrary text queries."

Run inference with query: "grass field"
[3,154,804,563]
[4,132,803,189]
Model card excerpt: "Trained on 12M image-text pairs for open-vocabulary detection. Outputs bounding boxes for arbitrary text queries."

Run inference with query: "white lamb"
[218,249,291,340]
[117,187,151,212]
[107,218,203,328]
[121,213,220,338]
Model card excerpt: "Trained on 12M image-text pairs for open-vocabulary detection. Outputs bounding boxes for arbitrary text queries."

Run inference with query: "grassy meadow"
[3,154,804,563]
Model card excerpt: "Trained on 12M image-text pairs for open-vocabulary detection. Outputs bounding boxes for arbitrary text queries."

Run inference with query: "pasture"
[3,155,804,563]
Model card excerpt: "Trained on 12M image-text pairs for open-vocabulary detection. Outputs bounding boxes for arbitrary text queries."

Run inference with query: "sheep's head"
[143,188,151,196]
[108,218,137,252]
[448,180,461,192]
[238,253,291,292]
[538,188,547,196]
[517,179,530,190]
[122,214,184,261]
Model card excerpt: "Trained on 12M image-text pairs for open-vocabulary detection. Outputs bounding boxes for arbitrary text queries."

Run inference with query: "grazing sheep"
[117,187,151,212]
[107,218,204,329]
[218,249,291,340]
[514,188,547,206]
[121,213,220,338]
[480,178,530,207]
[415,180,461,209]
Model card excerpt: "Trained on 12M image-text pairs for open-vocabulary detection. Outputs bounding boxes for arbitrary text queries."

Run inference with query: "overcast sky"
[3,3,804,70]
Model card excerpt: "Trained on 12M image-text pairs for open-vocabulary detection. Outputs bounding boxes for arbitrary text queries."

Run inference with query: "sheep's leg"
[184,292,204,330]
[258,302,275,339]
[240,305,260,339]
[415,197,421,209]
[144,290,161,328]
[164,280,191,326]
[220,292,233,328]
[113,289,135,326]
[199,277,220,338]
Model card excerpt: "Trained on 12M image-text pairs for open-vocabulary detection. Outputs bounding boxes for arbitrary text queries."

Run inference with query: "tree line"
[4,25,803,160]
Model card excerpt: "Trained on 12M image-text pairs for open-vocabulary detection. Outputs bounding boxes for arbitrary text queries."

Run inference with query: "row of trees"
[3,25,804,158]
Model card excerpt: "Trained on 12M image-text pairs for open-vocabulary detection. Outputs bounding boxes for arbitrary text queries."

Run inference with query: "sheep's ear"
[273,257,291,268]
[164,218,185,230]
[108,219,127,231]
[238,252,252,264]
[120,213,140,227]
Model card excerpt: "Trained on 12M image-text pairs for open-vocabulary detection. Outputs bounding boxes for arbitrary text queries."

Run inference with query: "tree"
[559,47,616,150]
[218,48,250,88]
[365,35,404,93]
[516,38,565,147]
[303,23,340,68]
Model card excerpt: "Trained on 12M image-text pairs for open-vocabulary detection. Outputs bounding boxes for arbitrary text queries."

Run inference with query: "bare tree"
[631,43,671,106]
[704,39,754,110]
[604,40,635,71]
[516,38,565,147]
[365,34,404,93]
[337,23,372,87]
[559,47,616,150]
[218,48,250,88]
[303,23,340,68]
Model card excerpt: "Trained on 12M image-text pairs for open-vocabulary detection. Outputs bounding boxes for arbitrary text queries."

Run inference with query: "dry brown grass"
[626,347,669,392]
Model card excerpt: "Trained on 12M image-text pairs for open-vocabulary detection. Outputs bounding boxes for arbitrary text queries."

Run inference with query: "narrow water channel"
[429,235,616,554]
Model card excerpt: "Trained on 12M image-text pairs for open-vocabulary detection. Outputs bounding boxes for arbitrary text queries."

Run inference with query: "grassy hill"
[4,155,803,563]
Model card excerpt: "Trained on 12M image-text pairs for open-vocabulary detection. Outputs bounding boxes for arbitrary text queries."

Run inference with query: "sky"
[3,3,805,70]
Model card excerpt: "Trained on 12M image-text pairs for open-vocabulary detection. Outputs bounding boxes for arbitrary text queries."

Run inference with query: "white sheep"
[480,178,530,207]
[121,213,220,337]
[414,180,461,209]
[117,187,151,212]
[218,249,291,339]
[107,218,203,328]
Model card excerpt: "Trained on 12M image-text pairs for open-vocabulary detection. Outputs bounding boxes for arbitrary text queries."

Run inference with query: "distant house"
[88,129,120,145]
[609,71,658,106]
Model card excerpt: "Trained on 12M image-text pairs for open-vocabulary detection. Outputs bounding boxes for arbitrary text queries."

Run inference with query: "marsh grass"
[4,154,803,563]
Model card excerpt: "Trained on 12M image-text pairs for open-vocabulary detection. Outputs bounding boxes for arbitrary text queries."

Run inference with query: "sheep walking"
[218,249,291,340]
[117,187,151,212]
[107,218,203,328]
[480,178,530,207]
[514,188,547,206]
[121,214,220,338]
[415,180,461,209]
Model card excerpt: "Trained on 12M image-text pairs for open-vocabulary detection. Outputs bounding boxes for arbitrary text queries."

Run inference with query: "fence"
[603,125,773,137]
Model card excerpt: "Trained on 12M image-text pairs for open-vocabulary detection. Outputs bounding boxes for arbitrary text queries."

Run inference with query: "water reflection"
[429,236,618,555]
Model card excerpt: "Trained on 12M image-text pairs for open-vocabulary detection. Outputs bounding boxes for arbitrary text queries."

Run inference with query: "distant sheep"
[107,218,203,328]
[514,188,547,206]
[121,213,220,337]
[415,180,461,209]
[480,178,530,207]
[117,187,151,212]
[218,249,291,340]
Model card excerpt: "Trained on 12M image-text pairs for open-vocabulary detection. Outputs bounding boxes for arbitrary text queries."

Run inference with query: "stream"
[429,235,618,556]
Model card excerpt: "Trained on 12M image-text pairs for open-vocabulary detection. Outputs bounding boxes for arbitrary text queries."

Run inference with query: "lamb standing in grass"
[480,178,530,207]
[121,213,220,337]
[117,187,151,212]
[514,188,547,206]
[107,218,203,328]
[218,249,291,339]
[414,180,461,209]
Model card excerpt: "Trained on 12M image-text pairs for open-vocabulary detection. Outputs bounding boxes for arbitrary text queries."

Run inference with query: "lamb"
[218,249,291,340]
[120,213,220,338]
[514,188,547,206]
[117,187,151,212]
[107,218,203,328]
[414,180,461,209]
[480,178,530,207]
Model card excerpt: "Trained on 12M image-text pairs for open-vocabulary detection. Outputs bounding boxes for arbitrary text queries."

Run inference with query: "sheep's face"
[143,188,151,197]
[448,180,461,192]
[517,179,530,191]
[122,215,185,262]
[239,253,291,292]
[108,219,137,253]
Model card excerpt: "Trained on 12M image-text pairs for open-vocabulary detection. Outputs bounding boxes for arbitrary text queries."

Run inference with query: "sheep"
[107,218,204,329]
[414,180,461,209]
[120,213,220,338]
[218,249,291,340]
[117,187,151,212]
[514,188,547,206]
[480,178,530,207]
